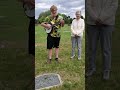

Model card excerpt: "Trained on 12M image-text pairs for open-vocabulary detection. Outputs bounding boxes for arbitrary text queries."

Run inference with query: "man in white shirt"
[71,11,85,60]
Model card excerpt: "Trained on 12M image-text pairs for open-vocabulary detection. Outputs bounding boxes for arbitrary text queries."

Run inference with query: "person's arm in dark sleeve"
[99,0,118,22]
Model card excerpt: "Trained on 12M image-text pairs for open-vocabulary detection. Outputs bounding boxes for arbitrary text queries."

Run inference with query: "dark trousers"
[86,25,114,71]
[28,18,35,56]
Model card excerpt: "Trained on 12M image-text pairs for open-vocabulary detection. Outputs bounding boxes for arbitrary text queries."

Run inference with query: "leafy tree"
[37,10,73,25]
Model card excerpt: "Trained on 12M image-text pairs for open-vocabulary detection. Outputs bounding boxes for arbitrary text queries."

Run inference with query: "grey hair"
[76,11,81,15]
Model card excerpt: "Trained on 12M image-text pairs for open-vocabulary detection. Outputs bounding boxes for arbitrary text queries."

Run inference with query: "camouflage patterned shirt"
[44,15,63,37]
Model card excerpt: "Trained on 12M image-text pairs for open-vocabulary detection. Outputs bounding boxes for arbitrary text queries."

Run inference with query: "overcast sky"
[35,0,85,19]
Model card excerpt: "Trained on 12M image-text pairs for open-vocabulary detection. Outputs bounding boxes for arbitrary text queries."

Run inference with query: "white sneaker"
[70,55,75,59]
[78,57,81,60]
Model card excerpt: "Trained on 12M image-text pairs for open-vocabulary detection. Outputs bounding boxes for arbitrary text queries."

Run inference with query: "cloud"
[35,0,85,19]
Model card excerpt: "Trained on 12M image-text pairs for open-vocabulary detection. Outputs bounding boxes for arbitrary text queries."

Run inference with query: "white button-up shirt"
[71,18,85,37]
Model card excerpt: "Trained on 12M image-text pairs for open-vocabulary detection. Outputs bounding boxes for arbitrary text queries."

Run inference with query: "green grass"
[0,0,34,89]
[1,0,120,89]
[35,25,85,90]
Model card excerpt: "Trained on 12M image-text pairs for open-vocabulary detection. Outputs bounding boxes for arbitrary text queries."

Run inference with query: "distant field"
[35,25,85,90]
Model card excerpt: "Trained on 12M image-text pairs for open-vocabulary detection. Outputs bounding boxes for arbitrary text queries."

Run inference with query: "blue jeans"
[71,36,82,58]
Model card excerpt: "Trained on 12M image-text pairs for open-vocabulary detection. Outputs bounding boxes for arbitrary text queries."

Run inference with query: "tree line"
[35,10,84,25]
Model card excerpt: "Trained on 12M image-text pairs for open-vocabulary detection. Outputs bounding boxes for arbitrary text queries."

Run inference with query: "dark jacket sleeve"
[86,0,98,21]
[99,0,118,22]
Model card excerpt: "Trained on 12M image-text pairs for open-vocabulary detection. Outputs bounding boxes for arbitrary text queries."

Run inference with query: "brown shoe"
[46,59,51,64]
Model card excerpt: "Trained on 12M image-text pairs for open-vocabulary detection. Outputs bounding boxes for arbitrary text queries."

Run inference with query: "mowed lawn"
[0,0,34,89]
[35,25,85,90]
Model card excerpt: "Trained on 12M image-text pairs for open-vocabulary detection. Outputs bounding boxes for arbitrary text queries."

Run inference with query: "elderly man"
[41,5,64,64]
[71,11,85,60]
[86,0,118,80]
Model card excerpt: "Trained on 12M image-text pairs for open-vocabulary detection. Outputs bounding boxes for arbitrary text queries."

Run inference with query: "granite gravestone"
[35,73,62,90]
